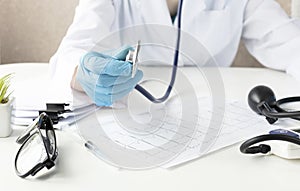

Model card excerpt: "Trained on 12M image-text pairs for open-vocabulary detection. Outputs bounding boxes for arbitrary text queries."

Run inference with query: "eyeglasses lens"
[15,133,48,175]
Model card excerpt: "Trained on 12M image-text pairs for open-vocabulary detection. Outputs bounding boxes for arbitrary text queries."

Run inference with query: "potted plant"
[0,73,14,137]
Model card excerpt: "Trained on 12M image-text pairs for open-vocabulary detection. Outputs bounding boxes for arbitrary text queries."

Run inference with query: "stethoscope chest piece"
[126,40,141,78]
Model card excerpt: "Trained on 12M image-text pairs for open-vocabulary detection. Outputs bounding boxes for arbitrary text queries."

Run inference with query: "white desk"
[1,63,300,191]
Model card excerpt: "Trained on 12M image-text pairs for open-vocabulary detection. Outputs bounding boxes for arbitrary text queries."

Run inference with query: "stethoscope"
[126,0,184,103]
[126,1,300,157]
[241,85,300,155]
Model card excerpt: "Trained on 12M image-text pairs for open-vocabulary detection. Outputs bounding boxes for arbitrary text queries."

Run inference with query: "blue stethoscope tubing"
[134,0,184,103]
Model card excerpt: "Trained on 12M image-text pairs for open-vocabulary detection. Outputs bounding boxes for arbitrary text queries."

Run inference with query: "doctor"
[50,0,300,106]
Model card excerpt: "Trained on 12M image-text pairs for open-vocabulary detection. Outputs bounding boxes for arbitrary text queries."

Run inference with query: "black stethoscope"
[129,0,300,156]
[127,0,300,157]
[133,0,184,103]
[241,85,300,155]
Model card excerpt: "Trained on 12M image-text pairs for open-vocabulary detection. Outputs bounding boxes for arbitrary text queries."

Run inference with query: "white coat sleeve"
[49,0,115,87]
[242,0,300,81]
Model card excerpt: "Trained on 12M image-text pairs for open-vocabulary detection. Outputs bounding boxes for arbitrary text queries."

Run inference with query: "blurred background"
[0,0,297,67]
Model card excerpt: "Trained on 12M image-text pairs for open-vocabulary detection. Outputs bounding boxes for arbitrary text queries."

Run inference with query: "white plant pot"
[0,97,14,138]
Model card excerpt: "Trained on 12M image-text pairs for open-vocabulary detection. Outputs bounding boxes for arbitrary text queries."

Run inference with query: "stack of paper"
[12,81,97,129]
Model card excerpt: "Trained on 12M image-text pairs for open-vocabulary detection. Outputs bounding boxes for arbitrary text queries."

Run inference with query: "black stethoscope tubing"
[262,97,300,119]
[275,97,300,120]
[134,0,184,103]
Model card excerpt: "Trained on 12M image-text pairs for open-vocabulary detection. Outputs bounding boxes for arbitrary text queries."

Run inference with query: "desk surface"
[1,63,300,191]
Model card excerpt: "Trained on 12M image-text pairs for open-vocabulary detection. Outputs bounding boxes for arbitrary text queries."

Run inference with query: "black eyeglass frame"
[15,113,58,178]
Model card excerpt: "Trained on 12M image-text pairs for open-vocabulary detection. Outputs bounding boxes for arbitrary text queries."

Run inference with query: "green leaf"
[0,73,14,104]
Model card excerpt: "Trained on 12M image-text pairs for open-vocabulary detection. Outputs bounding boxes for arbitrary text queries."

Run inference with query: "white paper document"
[84,97,275,168]
[162,99,274,168]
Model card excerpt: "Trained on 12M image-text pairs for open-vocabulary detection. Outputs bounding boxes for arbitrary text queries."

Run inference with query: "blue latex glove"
[76,46,143,106]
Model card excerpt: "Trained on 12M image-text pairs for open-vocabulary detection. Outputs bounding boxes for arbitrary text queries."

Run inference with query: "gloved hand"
[76,45,143,106]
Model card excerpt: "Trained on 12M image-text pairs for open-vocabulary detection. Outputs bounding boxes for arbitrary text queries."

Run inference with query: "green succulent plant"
[0,73,13,104]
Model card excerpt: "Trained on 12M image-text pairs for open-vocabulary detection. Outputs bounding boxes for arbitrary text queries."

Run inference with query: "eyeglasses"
[15,113,58,178]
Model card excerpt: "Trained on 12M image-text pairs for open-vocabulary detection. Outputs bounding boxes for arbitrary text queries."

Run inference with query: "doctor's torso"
[50,0,300,83]
[108,0,249,67]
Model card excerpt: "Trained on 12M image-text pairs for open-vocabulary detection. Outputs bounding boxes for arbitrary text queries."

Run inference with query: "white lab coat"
[50,0,300,87]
